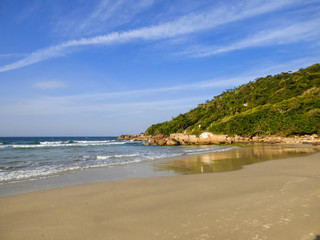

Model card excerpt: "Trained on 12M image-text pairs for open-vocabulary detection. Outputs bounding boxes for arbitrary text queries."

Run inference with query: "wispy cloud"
[55,77,249,102]
[2,57,318,119]
[0,95,210,116]
[75,57,320,98]
[30,56,319,102]
[0,53,27,59]
[15,0,42,22]
[34,81,66,89]
[182,18,320,57]
[0,0,304,73]
[85,0,155,26]
[55,0,155,37]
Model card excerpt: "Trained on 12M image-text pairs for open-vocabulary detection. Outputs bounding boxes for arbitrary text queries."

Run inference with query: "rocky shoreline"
[117,132,320,146]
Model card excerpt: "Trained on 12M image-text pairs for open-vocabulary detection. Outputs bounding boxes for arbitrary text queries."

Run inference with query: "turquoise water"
[0,137,234,184]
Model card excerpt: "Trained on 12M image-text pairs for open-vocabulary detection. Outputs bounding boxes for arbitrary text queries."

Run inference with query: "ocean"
[0,136,234,185]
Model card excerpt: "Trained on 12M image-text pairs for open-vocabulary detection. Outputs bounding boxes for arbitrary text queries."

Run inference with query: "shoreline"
[1,143,318,198]
[1,149,320,239]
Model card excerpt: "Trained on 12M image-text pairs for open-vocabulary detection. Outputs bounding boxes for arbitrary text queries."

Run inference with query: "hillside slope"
[145,64,320,137]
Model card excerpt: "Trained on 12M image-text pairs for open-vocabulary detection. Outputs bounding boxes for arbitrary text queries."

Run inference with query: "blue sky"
[1,0,320,136]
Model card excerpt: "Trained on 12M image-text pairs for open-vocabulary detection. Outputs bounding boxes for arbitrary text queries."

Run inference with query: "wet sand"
[1,151,320,240]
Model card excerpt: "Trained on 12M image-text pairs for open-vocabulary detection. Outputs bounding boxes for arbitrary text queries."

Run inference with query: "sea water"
[0,136,234,184]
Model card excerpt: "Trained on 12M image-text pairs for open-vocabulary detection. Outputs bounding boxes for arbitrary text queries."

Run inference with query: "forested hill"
[145,63,320,137]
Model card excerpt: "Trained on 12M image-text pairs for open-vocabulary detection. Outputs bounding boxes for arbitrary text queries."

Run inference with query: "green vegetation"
[145,64,320,137]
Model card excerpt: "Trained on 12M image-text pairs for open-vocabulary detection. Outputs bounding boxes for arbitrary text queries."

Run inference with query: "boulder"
[199,132,214,139]
[170,133,189,144]
[209,134,228,144]
[188,135,200,144]
[252,136,262,142]
[166,138,180,146]
[149,134,166,145]
[199,132,214,144]
[263,136,282,143]
[157,138,167,146]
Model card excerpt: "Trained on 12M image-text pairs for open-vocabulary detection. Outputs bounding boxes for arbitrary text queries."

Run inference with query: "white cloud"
[55,0,155,37]
[44,75,254,103]
[0,0,305,73]
[34,81,66,89]
[1,57,319,121]
[0,53,27,59]
[183,18,320,57]
[72,57,319,100]
[0,95,210,117]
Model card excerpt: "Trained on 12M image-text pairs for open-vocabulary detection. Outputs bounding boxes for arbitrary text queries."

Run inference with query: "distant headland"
[119,63,320,146]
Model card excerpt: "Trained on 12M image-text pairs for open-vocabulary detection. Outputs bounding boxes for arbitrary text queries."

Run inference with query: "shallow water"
[1,138,319,197]
[153,144,320,174]
[0,137,234,184]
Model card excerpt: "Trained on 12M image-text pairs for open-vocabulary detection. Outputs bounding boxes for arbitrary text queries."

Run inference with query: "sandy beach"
[1,150,320,240]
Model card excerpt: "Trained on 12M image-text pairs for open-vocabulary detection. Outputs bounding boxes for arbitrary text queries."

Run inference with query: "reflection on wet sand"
[153,144,320,174]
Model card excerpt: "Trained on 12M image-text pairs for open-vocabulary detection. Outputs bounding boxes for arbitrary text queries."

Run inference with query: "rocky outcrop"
[200,132,229,144]
[117,133,149,141]
[166,138,179,146]
[118,133,320,146]
[149,135,167,145]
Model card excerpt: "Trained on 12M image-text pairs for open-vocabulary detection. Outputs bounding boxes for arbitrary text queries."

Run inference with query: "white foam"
[118,159,142,165]
[96,156,111,160]
[144,153,184,160]
[96,154,139,160]
[0,166,76,182]
[12,144,46,148]
[114,154,139,158]
[40,141,63,145]
[10,141,126,149]
[73,140,113,144]
[0,158,144,183]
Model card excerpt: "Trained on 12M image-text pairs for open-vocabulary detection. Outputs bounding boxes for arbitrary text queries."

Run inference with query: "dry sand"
[1,152,320,240]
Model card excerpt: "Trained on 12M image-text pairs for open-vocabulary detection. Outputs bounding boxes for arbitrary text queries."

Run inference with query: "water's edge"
[1,143,319,198]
